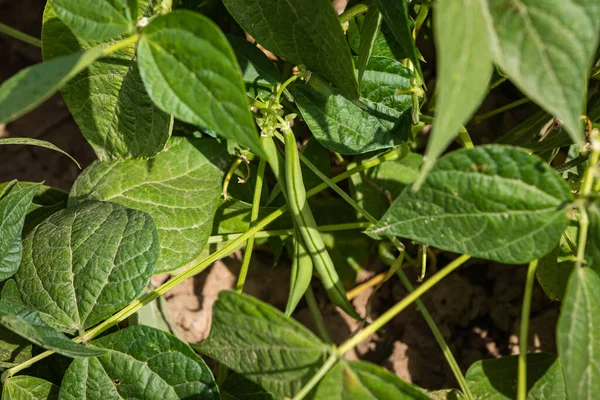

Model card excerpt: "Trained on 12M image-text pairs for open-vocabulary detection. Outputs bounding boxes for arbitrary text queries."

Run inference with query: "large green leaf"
[221,374,280,400]
[49,0,137,41]
[486,0,600,145]
[0,300,104,358]
[228,35,281,99]
[59,325,218,400]
[372,0,422,79]
[69,137,228,273]
[196,291,329,398]
[465,353,566,400]
[15,201,158,332]
[312,360,429,399]
[537,225,577,301]
[417,0,492,188]
[558,267,600,399]
[137,11,263,157]
[0,48,104,125]
[357,8,382,86]
[0,182,39,282]
[295,57,414,154]
[586,202,600,271]
[42,2,172,161]
[2,376,59,400]
[222,0,359,99]
[351,152,422,220]
[368,146,573,264]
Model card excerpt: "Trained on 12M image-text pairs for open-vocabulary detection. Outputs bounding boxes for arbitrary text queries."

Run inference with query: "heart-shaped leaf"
[15,201,158,332]
[137,11,263,157]
[42,2,172,161]
[2,376,59,400]
[368,146,573,263]
[58,325,218,400]
[69,137,228,273]
[49,0,138,41]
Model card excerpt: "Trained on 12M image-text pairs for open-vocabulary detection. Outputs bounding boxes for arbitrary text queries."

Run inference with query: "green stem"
[337,255,471,355]
[235,158,266,292]
[276,71,308,103]
[413,1,430,39]
[305,286,332,343]
[1,350,52,383]
[517,259,539,400]
[207,222,372,244]
[576,135,600,268]
[292,351,338,400]
[102,34,139,56]
[395,268,474,400]
[554,154,589,174]
[489,76,508,91]
[473,98,531,124]
[339,3,369,24]
[0,22,41,47]
[457,127,475,149]
[3,142,402,377]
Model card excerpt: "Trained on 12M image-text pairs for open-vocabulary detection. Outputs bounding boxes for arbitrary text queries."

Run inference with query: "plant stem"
[3,143,403,377]
[207,222,372,244]
[235,158,266,292]
[517,259,539,400]
[337,254,471,355]
[338,3,369,24]
[473,98,531,124]
[292,351,338,400]
[413,1,430,39]
[102,34,139,56]
[0,22,41,47]
[276,71,308,103]
[305,286,332,343]
[395,268,474,400]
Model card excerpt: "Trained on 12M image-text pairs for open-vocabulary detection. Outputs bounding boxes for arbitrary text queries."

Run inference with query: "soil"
[1,0,560,392]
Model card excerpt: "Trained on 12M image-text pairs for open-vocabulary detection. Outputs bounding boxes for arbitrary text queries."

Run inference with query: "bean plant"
[0,0,599,398]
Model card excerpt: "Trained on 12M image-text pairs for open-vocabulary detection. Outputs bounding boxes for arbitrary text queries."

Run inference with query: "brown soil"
[1,0,560,392]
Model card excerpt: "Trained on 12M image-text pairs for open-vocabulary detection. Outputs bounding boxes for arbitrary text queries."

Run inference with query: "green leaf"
[2,376,59,400]
[486,0,600,145]
[586,202,600,271]
[221,374,280,400]
[222,0,359,99]
[295,57,414,154]
[372,0,422,79]
[0,182,39,282]
[137,11,263,157]
[0,307,32,369]
[59,325,218,400]
[228,35,281,99]
[368,146,573,264]
[42,2,172,161]
[195,291,329,398]
[357,8,382,86]
[312,360,430,399]
[417,0,492,188]
[0,48,104,125]
[347,17,407,62]
[537,225,577,301]
[15,201,158,332]
[351,152,422,220]
[49,0,137,41]
[558,267,600,399]
[465,353,565,400]
[0,138,80,168]
[69,137,228,273]
[0,300,105,358]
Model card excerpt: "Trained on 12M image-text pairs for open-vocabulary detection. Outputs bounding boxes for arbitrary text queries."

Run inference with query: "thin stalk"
[235,158,266,292]
[0,23,41,47]
[395,267,474,400]
[489,76,508,91]
[276,71,308,103]
[517,259,539,400]
[207,222,372,244]
[292,352,338,400]
[337,255,471,355]
[576,134,600,268]
[473,98,531,124]
[102,34,139,56]
[457,127,475,149]
[305,286,332,343]
[413,1,430,39]
[339,3,369,24]
[3,142,402,377]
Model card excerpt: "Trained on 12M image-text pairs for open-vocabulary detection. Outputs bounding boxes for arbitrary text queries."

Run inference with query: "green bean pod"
[285,230,313,316]
[282,127,361,320]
